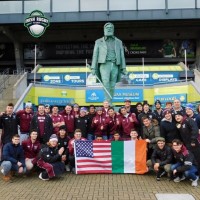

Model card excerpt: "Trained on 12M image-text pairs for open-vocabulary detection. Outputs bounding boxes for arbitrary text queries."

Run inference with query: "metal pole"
[78,0,81,12]
[185,49,188,82]
[86,63,112,99]
[50,0,53,17]
[165,0,168,14]
[142,57,145,87]
[136,0,138,11]
[95,75,112,99]
[107,0,110,16]
[34,44,37,85]
[86,59,88,86]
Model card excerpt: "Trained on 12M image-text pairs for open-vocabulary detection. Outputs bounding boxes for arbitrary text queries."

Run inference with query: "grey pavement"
[0,173,200,200]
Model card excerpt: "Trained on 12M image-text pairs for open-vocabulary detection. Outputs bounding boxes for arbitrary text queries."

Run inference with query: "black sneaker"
[156,170,166,181]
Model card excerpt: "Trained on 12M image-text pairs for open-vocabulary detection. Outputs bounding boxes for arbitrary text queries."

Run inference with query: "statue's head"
[104,22,114,37]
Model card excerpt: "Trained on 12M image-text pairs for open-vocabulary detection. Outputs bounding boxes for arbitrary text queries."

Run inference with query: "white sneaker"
[39,173,49,181]
[174,177,181,182]
[192,176,199,187]
[180,175,186,181]
[0,166,4,175]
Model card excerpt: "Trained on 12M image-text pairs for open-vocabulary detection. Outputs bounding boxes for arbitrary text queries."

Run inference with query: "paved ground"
[0,172,200,200]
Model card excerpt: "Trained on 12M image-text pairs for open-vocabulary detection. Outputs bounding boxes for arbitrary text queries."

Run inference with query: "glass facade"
[24,0,50,13]
[0,0,199,14]
[53,0,79,12]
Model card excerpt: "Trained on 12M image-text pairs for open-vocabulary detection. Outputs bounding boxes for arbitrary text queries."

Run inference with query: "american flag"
[74,140,112,174]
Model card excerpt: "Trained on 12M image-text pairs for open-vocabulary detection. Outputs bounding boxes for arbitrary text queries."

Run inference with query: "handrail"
[14,83,33,112]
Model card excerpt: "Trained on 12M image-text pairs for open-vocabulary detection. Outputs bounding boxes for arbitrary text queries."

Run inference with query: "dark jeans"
[171,162,198,181]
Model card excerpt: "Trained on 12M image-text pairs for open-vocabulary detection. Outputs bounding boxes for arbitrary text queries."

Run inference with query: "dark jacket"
[138,110,156,125]
[0,112,19,144]
[2,142,25,167]
[39,145,61,163]
[75,115,89,138]
[87,113,96,133]
[160,118,180,143]
[195,113,200,129]
[172,146,196,172]
[153,109,164,124]
[177,117,199,150]
[151,145,172,166]
[58,136,70,156]
[30,114,53,144]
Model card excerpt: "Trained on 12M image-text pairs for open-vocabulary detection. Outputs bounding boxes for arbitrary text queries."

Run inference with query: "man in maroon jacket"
[102,100,110,118]
[50,105,65,135]
[60,104,75,138]
[30,104,53,144]
[68,129,86,172]
[104,107,120,139]
[22,130,41,172]
[119,106,139,139]
[16,102,33,143]
[91,107,107,140]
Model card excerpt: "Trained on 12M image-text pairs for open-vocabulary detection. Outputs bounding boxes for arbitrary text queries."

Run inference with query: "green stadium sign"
[24,10,50,38]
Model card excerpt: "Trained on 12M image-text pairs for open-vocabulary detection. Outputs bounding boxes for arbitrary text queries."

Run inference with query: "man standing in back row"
[91,22,127,104]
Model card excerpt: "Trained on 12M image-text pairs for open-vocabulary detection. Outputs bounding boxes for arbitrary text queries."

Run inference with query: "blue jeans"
[171,162,198,180]
[1,161,26,175]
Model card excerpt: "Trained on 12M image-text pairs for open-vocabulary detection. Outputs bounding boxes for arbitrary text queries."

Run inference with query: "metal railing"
[0,67,29,96]
[0,68,10,94]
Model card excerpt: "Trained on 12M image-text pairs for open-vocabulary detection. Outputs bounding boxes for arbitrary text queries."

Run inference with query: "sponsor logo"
[88,92,99,101]
[24,10,50,38]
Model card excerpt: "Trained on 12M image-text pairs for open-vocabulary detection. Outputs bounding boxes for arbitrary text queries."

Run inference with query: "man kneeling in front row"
[147,137,172,181]
[0,134,26,182]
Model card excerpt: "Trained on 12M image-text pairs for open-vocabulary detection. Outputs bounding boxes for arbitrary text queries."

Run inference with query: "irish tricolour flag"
[75,140,147,174]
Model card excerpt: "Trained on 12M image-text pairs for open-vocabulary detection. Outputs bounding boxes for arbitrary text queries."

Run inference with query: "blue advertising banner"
[154,94,187,103]
[38,97,75,106]
[41,73,86,86]
[41,72,180,86]
[127,72,180,85]
[86,89,143,103]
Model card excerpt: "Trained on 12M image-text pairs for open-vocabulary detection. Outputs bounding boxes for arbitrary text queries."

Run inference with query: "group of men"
[0,99,200,186]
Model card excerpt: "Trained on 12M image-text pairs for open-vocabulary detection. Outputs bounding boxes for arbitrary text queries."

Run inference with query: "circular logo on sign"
[65,75,70,81]
[43,75,50,81]
[180,96,185,101]
[129,73,135,80]
[152,73,159,80]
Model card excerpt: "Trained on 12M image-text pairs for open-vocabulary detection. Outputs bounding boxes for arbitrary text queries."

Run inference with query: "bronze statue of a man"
[91,22,127,104]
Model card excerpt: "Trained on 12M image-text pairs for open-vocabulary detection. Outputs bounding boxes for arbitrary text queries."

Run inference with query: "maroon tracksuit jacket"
[60,111,75,133]
[16,110,33,133]
[91,114,107,136]
[119,113,139,136]
[22,138,41,164]
[104,114,120,135]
